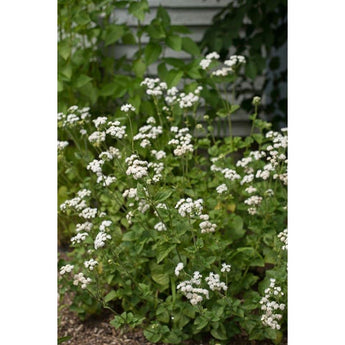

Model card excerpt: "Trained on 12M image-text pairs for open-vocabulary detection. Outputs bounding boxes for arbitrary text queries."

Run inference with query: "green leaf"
[146,21,166,39]
[58,80,64,92]
[194,316,208,331]
[157,62,168,80]
[133,58,146,78]
[245,60,257,79]
[156,244,175,263]
[73,12,91,26]
[152,272,169,286]
[104,290,117,303]
[74,74,92,88]
[154,190,172,203]
[104,25,125,46]
[182,37,200,56]
[211,323,228,340]
[129,0,149,22]
[157,6,171,25]
[60,64,72,80]
[166,35,182,51]
[144,42,162,65]
[166,69,184,88]
[58,41,71,60]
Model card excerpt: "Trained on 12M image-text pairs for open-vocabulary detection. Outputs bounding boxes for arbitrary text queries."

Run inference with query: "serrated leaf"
[166,35,182,51]
[133,58,146,78]
[74,74,92,88]
[104,25,125,46]
[211,324,228,340]
[129,0,149,22]
[166,69,183,88]
[154,190,172,203]
[104,290,117,303]
[156,244,175,263]
[58,41,70,60]
[182,37,200,56]
[144,42,162,65]
[151,272,169,286]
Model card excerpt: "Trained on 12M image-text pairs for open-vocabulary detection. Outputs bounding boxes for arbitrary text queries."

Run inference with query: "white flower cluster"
[175,262,184,276]
[106,120,127,139]
[199,214,217,234]
[175,198,203,218]
[121,103,136,112]
[221,263,231,273]
[260,279,285,330]
[244,195,263,215]
[79,207,98,219]
[122,188,139,200]
[148,162,164,183]
[222,168,241,181]
[94,231,111,250]
[93,116,108,128]
[71,232,88,245]
[133,117,163,148]
[177,271,209,305]
[88,131,106,145]
[84,258,98,270]
[58,106,91,128]
[224,55,246,68]
[73,272,92,289]
[87,159,116,187]
[57,140,69,152]
[76,222,93,233]
[125,154,149,180]
[240,173,254,185]
[60,189,91,213]
[177,87,202,109]
[245,186,257,194]
[165,86,179,105]
[216,183,228,194]
[138,199,150,213]
[60,264,74,275]
[140,78,167,96]
[199,51,220,70]
[151,150,166,160]
[278,229,288,250]
[168,127,194,156]
[154,221,167,232]
[205,272,227,292]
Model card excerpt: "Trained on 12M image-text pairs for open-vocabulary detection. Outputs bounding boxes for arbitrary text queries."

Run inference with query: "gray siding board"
[111,8,224,26]
[148,0,232,8]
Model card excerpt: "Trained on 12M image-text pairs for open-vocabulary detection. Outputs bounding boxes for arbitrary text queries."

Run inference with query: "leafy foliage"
[201,0,287,128]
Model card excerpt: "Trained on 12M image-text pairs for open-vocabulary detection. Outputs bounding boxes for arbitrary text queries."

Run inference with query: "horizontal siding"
[108,0,254,136]
[148,0,232,8]
[111,7,224,26]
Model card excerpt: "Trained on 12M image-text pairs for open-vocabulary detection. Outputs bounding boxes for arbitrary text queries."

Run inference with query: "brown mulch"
[58,293,153,345]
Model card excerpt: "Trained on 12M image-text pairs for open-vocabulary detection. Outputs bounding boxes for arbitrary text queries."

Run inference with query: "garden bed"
[58,293,287,345]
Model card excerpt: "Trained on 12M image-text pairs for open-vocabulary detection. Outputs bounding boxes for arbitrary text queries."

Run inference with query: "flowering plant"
[58,53,287,344]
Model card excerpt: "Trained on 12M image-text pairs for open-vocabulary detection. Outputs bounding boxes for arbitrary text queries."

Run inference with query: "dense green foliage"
[58,2,287,344]
[201,0,287,127]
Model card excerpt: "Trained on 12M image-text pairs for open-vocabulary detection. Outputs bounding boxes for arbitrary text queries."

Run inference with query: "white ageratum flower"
[125,154,149,180]
[175,198,203,218]
[57,140,69,151]
[84,258,98,270]
[94,232,111,250]
[121,103,136,112]
[205,272,227,292]
[154,222,167,232]
[221,263,231,273]
[60,264,74,275]
[73,272,92,289]
[216,184,228,194]
[175,262,184,276]
[168,127,194,156]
